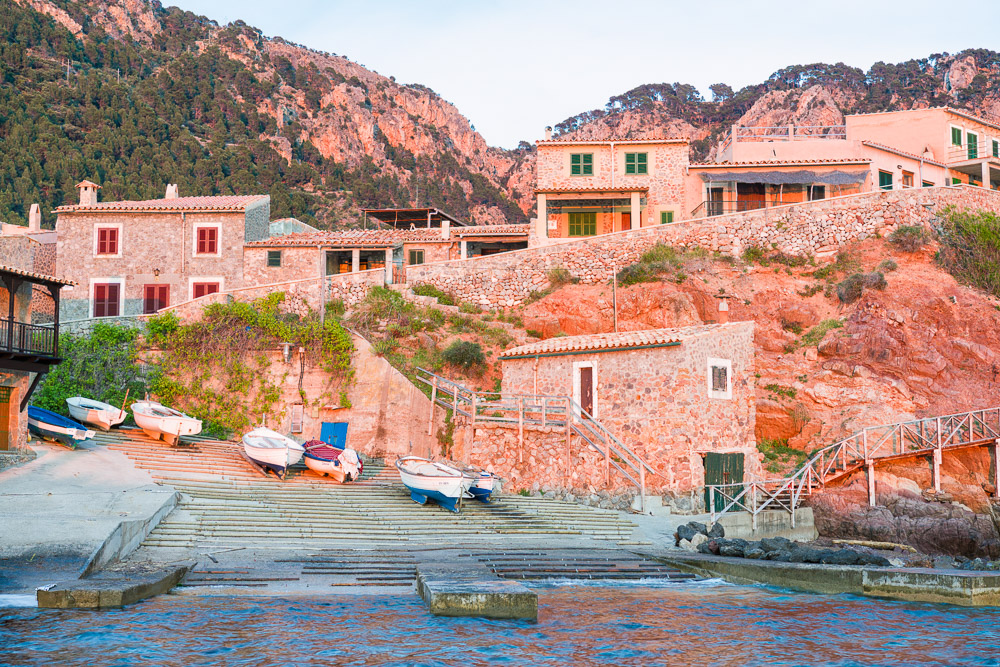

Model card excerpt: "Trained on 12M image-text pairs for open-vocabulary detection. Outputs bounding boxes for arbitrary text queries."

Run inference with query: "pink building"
[533,137,689,245]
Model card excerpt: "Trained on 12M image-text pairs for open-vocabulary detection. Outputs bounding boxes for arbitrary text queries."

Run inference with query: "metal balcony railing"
[0,320,58,357]
[689,199,797,218]
[723,125,847,146]
[947,139,1000,163]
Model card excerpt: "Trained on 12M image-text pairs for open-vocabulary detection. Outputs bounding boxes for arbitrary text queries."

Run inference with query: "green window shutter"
[637,153,647,174]
[571,153,581,175]
[582,153,593,175]
[993,139,998,158]
[625,153,636,174]
[952,177,962,185]
[266,250,281,267]
[568,212,597,236]
[952,127,963,146]
[878,171,893,190]
[660,211,674,224]
[968,132,978,159]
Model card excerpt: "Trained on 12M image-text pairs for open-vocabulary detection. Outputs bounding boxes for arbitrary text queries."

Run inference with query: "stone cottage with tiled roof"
[55,182,269,321]
[474,322,760,505]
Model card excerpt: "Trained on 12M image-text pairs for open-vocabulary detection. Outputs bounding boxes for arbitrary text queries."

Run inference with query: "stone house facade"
[456,323,759,499]
[534,138,690,245]
[54,181,269,322]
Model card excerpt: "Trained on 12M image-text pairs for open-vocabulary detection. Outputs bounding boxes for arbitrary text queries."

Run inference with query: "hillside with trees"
[2,0,1000,229]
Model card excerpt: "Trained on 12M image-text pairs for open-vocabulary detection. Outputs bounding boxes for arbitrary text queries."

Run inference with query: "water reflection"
[2,583,999,666]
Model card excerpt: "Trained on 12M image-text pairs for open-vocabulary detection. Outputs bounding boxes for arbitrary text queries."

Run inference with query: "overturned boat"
[242,427,305,479]
[131,401,202,445]
[303,440,363,483]
[27,406,95,448]
[395,456,471,513]
[66,397,127,431]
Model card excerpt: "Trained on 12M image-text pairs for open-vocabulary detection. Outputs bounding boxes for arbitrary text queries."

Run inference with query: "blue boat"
[27,406,95,449]
[464,470,495,503]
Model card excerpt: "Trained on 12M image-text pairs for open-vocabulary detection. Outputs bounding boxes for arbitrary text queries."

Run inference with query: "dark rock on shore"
[674,520,725,548]
[694,537,892,567]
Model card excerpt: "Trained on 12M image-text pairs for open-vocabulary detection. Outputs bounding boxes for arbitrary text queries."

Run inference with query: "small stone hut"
[496,322,759,503]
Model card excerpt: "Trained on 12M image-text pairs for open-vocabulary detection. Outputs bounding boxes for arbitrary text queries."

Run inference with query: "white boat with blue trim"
[66,397,127,431]
[132,401,202,445]
[395,456,472,512]
[242,427,305,479]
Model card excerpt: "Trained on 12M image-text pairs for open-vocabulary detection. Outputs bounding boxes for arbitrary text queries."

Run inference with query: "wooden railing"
[709,407,1000,528]
[689,198,797,219]
[416,368,655,510]
[0,320,57,357]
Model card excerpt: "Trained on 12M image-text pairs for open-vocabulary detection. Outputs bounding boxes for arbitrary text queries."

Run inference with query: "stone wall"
[406,185,1000,308]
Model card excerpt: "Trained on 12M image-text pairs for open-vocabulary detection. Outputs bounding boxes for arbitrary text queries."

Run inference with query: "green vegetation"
[616,243,705,286]
[876,258,898,273]
[888,225,930,252]
[780,319,803,335]
[441,341,486,371]
[784,318,844,353]
[148,293,353,437]
[936,208,1000,297]
[764,384,797,400]
[758,438,809,474]
[741,246,809,268]
[34,324,151,420]
[412,283,457,306]
[836,272,887,304]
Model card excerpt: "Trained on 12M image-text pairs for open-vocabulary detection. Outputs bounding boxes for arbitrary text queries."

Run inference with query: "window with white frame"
[707,357,732,400]
[193,223,222,257]
[94,224,122,257]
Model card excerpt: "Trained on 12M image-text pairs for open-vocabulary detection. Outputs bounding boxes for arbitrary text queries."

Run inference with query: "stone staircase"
[94,430,644,550]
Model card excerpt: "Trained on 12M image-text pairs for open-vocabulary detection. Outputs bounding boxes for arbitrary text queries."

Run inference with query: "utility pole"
[612,262,618,333]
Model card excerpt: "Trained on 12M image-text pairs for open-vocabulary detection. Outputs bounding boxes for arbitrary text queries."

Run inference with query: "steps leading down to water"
[96,430,642,549]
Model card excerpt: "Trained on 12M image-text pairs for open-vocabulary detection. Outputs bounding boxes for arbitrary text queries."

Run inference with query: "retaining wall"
[406,185,1000,308]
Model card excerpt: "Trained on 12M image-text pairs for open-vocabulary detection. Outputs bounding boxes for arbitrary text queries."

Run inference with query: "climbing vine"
[146,293,354,437]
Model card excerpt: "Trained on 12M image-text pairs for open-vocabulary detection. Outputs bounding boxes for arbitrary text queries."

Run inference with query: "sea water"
[2,581,999,666]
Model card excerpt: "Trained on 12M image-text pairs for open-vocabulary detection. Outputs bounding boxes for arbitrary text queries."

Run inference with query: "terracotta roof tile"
[499,324,743,358]
[691,158,870,167]
[55,194,269,213]
[246,228,447,248]
[454,224,530,237]
[536,138,689,146]
[534,186,649,194]
[860,141,946,167]
[0,263,75,286]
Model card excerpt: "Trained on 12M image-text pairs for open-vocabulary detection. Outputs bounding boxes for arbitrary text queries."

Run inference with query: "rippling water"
[2,582,999,666]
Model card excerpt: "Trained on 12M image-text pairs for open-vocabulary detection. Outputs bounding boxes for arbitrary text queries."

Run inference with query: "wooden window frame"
[142,284,169,314]
[266,250,282,267]
[568,212,597,236]
[92,281,122,318]
[570,153,593,176]
[93,224,122,257]
[191,282,220,299]
[192,224,222,257]
[707,357,732,400]
[901,171,914,188]
[572,360,597,419]
[878,170,893,191]
[408,249,425,265]
[625,152,648,175]
[660,211,674,224]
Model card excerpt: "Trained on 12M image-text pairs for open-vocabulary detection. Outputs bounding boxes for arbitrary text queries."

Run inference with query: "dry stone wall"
[406,186,1000,308]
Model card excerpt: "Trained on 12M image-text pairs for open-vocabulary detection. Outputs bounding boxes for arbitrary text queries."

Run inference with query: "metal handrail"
[416,368,653,508]
[709,407,1000,527]
[0,320,57,356]
[946,139,999,163]
[690,198,798,218]
[730,125,847,142]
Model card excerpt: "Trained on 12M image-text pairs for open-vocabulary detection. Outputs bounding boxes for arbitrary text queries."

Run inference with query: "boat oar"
[120,387,130,416]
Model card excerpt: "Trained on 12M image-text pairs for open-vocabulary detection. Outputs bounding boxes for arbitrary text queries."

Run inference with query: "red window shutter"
[144,285,170,314]
[106,283,119,317]
[94,283,120,317]
[193,283,218,299]
[97,228,118,255]
[158,285,169,310]
[193,283,204,299]
[108,228,118,255]
[94,284,107,317]
[196,228,218,254]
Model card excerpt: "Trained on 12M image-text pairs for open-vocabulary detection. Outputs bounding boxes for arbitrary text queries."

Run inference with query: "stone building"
[495,322,759,498]
[0,237,72,450]
[533,136,690,245]
[54,181,269,321]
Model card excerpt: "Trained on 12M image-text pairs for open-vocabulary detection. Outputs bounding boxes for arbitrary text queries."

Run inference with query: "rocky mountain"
[3,0,1000,229]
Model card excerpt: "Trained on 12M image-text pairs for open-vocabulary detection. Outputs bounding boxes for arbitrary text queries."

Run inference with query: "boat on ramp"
[395,456,472,512]
[27,406,95,448]
[242,427,305,479]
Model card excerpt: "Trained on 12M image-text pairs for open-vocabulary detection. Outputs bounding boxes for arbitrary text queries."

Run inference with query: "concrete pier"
[37,563,193,609]
[416,561,537,620]
[864,568,1000,607]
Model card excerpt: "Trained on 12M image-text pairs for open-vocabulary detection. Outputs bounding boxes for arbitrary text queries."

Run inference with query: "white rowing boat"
[66,397,127,431]
[395,456,472,513]
[131,401,202,445]
[242,427,305,479]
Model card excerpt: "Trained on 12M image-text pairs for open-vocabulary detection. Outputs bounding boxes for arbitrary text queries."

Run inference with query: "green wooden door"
[704,452,745,512]
[968,132,978,159]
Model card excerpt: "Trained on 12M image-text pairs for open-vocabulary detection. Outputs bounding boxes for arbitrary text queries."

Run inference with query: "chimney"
[76,180,100,206]
[165,183,179,199]
[544,126,552,141]
[717,298,730,324]
[28,204,40,231]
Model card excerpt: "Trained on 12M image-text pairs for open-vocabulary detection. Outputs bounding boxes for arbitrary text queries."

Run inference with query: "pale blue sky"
[167,0,998,148]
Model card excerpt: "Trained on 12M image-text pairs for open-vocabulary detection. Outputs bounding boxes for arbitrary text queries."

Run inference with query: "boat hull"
[132,402,202,445]
[242,428,305,480]
[66,398,126,431]
[303,442,363,483]
[27,408,95,449]
[395,457,470,513]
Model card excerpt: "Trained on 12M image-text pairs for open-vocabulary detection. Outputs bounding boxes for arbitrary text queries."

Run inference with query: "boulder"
[718,539,748,558]
[744,547,767,560]
[689,522,709,536]
[820,549,862,565]
[788,547,826,564]
[759,536,793,553]
[676,523,699,543]
[707,522,725,539]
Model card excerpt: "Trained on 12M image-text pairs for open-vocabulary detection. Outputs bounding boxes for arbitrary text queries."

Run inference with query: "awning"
[699,170,869,185]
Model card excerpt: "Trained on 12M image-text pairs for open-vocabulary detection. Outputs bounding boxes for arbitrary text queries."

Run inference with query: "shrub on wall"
[147,292,353,437]
[441,340,485,370]
[888,225,930,252]
[33,323,151,419]
[937,208,1000,297]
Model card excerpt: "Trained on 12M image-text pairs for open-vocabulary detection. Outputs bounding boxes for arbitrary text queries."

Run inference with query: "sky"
[168,0,1000,149]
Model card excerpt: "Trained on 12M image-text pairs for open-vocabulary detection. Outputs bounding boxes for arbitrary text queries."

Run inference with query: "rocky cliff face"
[521,236,1000,455]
